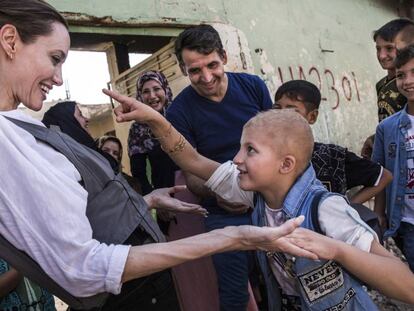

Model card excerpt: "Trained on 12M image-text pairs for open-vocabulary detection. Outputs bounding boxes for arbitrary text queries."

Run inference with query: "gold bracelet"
[152,123,173,140]
[162,134,187,154]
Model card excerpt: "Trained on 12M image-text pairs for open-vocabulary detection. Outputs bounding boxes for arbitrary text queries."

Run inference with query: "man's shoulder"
[227,72,269,104]
[167,86,196,115]
[228,72,263,85]
[171,85,194,103]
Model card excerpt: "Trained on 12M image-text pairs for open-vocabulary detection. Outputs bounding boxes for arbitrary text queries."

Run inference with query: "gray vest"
[1,117,165,309]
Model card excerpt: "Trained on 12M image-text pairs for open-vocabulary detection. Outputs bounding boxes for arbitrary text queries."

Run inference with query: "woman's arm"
[104,89,219,181]
[288,229,414,304]
[122,216,317,282]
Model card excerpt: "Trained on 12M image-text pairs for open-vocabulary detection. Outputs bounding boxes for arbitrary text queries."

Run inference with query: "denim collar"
[281,164,318,218]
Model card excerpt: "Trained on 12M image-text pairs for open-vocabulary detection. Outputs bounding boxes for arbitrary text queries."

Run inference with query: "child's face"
[375,36,397,70]
[396,58,414,103]
[233,127,282,192]
[273,94,318,124]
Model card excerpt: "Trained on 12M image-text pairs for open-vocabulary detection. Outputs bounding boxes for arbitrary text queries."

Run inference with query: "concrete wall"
[48,0,404,153]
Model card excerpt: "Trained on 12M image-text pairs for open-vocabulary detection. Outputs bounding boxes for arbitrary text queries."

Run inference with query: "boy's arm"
[0,267,22,297]
[182,171,210,200]
[371,124,385,165]
[374,189,387,230]
[349,167,392,204]
[104,89,219,181]
[204,161,254,207]
[344,147,392,203]
[183,171,250,214]
[288,229,414,304]
[370,124,389,229]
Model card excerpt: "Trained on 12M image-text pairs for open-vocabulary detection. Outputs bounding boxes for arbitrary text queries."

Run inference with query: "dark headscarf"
[42,101,96,149]
[128,71,173,156]
[42,101,120,173]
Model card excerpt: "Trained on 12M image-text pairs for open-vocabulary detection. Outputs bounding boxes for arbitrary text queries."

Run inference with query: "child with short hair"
[372,44,414,273]
[373,19,410,122]
[104,88,414,311]
[273,80,392,235]
[362,19,411,160]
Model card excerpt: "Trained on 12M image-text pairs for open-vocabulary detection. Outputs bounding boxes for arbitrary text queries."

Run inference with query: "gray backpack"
[1,117,165,309]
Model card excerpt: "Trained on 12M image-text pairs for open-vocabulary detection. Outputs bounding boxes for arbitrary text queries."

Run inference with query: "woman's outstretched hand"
[102,88,159,123]
[235,216,319,260]
[144,186,209,217]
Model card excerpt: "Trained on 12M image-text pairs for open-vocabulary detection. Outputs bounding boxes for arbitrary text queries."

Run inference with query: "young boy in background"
[273,80,392,204]
[374,19,409,122]
[104,88,414,311]
[372,45,414,272]
[361,19,410,159]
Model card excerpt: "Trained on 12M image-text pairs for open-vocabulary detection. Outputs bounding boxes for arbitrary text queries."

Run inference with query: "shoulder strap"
[5,117,110,189]
[310,191,326,234]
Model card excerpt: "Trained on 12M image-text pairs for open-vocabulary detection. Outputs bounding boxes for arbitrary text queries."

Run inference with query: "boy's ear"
[279,155,296,174]
[307,109,319,125]
[0,24,18,60]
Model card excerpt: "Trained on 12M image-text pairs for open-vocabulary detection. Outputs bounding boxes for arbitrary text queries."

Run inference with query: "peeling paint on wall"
[212,23,254,73]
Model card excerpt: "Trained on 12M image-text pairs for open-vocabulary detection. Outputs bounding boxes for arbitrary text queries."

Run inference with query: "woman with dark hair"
[128,70,176,194]
[97,135,143,193]
[97,135,123,165]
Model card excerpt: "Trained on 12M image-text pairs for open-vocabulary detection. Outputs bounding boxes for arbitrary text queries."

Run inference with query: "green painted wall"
[48,0,402,152]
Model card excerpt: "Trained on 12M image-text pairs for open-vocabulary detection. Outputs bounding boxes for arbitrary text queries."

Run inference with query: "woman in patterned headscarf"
[128,71,176,195]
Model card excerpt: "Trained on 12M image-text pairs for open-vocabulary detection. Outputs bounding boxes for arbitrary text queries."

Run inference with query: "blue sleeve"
[166,100,196,147]
[255,76,273,110]
[372,124,385,166]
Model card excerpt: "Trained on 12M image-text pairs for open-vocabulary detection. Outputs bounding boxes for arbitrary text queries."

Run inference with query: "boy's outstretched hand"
[285,227,340,260]
[102,88,159,124]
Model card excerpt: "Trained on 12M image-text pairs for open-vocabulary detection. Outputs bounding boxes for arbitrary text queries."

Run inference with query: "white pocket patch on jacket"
[298,260,344,303]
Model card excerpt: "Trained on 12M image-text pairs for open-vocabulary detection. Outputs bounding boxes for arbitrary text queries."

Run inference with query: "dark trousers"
[102,270,180,311]
[205,213,253,311]
[70,270,180,311]
[398,221,414,272]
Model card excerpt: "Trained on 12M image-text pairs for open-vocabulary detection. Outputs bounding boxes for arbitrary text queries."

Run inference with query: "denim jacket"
[372,106,410,237]
[252,165,378,311]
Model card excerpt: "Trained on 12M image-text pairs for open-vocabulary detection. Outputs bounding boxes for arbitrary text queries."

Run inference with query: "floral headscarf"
[135,70,173,104]
[128,71,173,156]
